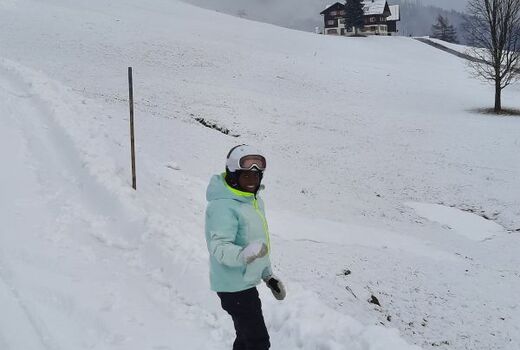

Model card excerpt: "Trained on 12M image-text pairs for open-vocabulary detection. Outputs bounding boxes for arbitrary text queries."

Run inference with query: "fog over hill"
[396,0,467,42]
[178,0,327,31]
[180,0,468,42]
[416,0,467,12]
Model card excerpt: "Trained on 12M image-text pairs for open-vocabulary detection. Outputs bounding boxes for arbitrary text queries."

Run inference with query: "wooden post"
[128,67,137,190]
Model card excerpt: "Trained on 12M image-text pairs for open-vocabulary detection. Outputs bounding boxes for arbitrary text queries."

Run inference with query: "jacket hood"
[206,173,263,203]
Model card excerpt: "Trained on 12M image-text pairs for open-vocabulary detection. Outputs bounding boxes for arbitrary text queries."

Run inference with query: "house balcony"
[361,24,388,35]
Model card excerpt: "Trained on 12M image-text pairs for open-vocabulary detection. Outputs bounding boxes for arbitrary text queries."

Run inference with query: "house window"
[330,11,337,16]
[327,29,338,35]
[371,26,376,31]
[327,20,335,26]
[370,17,376,23]
[339,10,346,15]
[339,18,345,24]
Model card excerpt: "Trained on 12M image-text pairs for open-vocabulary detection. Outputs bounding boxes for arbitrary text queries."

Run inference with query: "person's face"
[237,170,261,193]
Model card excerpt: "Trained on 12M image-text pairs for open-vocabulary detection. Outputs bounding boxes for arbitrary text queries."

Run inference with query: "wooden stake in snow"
[128,67,137,190]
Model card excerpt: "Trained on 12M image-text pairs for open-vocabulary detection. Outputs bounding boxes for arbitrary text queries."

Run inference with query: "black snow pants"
[217,287,270,350]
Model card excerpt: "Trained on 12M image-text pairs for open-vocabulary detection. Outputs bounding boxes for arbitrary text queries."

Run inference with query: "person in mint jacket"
[205,144,286,350]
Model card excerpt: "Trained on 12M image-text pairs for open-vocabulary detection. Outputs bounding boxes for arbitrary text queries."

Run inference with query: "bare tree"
[465,0,520,112]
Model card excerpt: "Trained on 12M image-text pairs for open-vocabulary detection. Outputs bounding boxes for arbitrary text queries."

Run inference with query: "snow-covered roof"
[320,2,343,15]
[362,0,387,16]
[321,1,394,17]
[388,5,400,21]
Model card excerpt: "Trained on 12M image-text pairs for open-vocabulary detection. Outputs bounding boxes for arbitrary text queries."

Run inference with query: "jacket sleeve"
[262,264,273,281]
[205,201,245,267]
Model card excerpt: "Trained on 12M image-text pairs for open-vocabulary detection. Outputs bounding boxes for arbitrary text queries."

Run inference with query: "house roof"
[320,2,344,15]
[388,5,400,21]
[362,0,388,16]
[321,1,394,17]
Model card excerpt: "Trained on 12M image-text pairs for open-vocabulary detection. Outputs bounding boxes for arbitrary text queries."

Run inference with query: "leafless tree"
[465,0,520,112]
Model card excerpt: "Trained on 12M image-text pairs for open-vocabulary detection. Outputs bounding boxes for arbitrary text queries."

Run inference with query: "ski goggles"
[238,155,266,171]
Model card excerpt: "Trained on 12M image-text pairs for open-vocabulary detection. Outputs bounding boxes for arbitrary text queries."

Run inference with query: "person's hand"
[264,275,286,300]
[240,241,268,264]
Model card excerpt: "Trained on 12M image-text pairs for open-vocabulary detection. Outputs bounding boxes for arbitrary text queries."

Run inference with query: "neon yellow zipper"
[222,174,271,252]
[253,198,271,253]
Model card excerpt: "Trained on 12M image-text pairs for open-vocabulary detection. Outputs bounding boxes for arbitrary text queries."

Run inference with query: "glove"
[240,241,268,264]
[264,276,286,301]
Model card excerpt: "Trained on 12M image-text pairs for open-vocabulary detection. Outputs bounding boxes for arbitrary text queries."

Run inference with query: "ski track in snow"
[0,261,54,350]
[0,62,221,350]
[0,70,61,350]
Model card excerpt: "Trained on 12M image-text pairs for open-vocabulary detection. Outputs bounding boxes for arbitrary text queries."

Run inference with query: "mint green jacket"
[205,174,272,292]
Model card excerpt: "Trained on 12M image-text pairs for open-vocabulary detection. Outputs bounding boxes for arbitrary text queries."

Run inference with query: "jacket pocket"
[243,256,267,283]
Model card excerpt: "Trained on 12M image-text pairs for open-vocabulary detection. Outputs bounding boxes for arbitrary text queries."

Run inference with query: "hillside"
[0,0,519,349]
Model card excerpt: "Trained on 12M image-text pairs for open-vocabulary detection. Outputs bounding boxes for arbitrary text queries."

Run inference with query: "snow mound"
[263,287,421,350]
[269,210,455,261]
[406,202,505,241]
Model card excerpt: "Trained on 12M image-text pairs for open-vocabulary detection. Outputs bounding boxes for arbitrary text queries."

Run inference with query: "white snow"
[0,0,519,349]
[407,202,506,241]
[270,210,456,261]
[362,0,388,15]
[388,5,400,21]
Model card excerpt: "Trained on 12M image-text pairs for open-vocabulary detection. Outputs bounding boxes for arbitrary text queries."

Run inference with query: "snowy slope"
[0,52,420,350]
[1,0,519,349]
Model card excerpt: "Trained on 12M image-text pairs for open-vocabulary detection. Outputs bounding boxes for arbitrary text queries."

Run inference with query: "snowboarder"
[205,144,286,350]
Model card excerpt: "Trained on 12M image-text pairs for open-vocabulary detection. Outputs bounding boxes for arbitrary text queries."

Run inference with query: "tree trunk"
[494,79,502,113]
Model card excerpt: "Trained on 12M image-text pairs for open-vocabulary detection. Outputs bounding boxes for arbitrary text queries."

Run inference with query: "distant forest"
[395,0,467,43]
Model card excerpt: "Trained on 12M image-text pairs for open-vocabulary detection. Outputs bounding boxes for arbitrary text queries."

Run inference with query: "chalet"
[320,1,400,36]
[320,2,347,35]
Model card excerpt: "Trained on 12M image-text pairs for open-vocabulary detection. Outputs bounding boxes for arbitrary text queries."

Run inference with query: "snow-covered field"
[0,0,519,349]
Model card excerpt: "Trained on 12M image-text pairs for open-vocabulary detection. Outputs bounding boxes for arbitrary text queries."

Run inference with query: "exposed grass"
[471,107,520,116]
[192,115,240,137]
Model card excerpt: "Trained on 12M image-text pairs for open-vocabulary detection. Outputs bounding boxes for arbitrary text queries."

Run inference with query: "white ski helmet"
[226,144,266,173]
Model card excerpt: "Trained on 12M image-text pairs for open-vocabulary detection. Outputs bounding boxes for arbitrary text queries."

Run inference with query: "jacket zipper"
[253,198,271,252]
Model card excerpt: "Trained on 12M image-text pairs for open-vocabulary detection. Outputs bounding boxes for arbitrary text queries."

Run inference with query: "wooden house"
[320,2,347,35]
[320,1,400,36]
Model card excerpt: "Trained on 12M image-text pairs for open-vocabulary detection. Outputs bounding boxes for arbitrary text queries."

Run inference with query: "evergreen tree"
[344,0,365,35]
[431,15,458,43]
